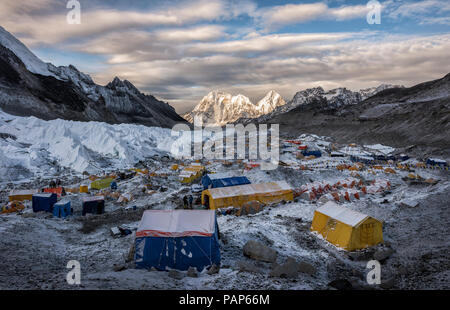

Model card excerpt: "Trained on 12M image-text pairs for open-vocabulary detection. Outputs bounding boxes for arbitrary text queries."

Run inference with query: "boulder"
[243,240,277,263]
[113,264,127,272]
[187,267,198,278]
[373,248,394,262]
[237,260,262,274]
[269,257,299,279]
[380,277,395,289]
[297,261,316,276]
[328,279,353,290]
[168,269,184,280]
[207,264,220,275]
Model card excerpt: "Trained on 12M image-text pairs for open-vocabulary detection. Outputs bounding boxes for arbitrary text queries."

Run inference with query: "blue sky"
[0,0,449,112]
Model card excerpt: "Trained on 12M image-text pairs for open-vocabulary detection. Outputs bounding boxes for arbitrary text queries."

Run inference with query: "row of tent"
[8,190,105,217]
[179,163,206,183]
[133,201,384,272]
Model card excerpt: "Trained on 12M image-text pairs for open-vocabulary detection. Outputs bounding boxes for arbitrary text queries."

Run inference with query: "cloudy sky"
[1,0,449,113]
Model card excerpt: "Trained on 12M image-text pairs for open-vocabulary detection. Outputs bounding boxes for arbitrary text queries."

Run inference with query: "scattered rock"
[113,264,127,272]
[380,277,395,289]
[328,279,353,290]
[243,240,277,263]
[348,249,375,261]
[168,269,184,280]
[187,267,198,278]
[373,248,394,262]
[21,213,35,218]
[126,242,135,263]
[269,257,298,279]
[237,260,262,274]
[207,264,220,275]
[298,261,316,276]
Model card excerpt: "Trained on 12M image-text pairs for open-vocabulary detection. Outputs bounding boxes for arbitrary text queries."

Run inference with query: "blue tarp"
[110,181,118,190]
[135,210,220,272]
[201,174,251,190]
[32,193,57,213]
[301,150,322,158]
[53,200,71,218]
[350,155,375,164]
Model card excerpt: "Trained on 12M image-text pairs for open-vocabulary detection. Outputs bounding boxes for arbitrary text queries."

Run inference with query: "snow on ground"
[0,110,176,182]
[0,115,449,290]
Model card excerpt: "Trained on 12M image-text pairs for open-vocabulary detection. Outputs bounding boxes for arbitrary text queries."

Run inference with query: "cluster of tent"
[295,178,391,203]
[179,163,206,183]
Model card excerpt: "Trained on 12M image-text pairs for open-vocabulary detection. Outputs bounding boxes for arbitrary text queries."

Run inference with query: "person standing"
[188,195,194,209]
[183,195,188,209]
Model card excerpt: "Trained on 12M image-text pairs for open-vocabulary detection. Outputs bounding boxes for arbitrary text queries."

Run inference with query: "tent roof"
[206,181,292,199]
[205,172,249,180]
[82,195,104,202]
[10,189,37,196]
[33,193,54,198]
[136,210,216,237]
[316,202,370,227]
[54,200,71,206]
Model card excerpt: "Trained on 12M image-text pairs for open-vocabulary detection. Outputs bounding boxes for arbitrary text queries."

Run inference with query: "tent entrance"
[204,195,210,209]
[360,223,375,245]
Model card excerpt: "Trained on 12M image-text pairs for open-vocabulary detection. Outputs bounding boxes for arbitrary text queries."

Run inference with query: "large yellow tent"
[201,181,293,210]
[9,190,38,202]
[310,201,383,251]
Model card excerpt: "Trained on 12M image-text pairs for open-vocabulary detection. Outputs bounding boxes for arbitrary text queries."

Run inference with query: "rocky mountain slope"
[260,74,450,157]
[241,85,402,124]
[183,90,285,126]
[0,26,185,128]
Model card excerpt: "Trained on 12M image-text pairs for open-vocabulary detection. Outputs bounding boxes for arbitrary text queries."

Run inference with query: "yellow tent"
[9,190,38,202]
[80,185,89,193]
[90,178,114,190]
[201,181,293,210]
[179,163,205,183]
[311,201,383,251]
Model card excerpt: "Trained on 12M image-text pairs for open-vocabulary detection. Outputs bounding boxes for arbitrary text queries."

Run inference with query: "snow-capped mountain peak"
[0,26,56,78]
[256,90,286,114]
[184,90,285,125]
[0,26,185,127]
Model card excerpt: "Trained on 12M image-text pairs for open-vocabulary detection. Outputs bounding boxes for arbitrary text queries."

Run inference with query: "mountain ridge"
[0,26,186,128]
[183,90,286,125]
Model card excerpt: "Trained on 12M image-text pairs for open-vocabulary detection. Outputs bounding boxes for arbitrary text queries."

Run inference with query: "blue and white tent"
[32,193,57,213]
[201,173,251,190]
[135,210,220,272]
[53,200,71,218]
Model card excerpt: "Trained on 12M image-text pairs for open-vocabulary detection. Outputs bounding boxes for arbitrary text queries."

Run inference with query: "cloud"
[255,2,372,30]
[1,0,449,114]
[0,0,249,46]
[388,0,450,19]
[88,32,450,113]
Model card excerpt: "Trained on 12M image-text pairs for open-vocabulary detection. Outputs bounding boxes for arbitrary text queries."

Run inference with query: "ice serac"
[184,90,285,126]
[0,26,186,128]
